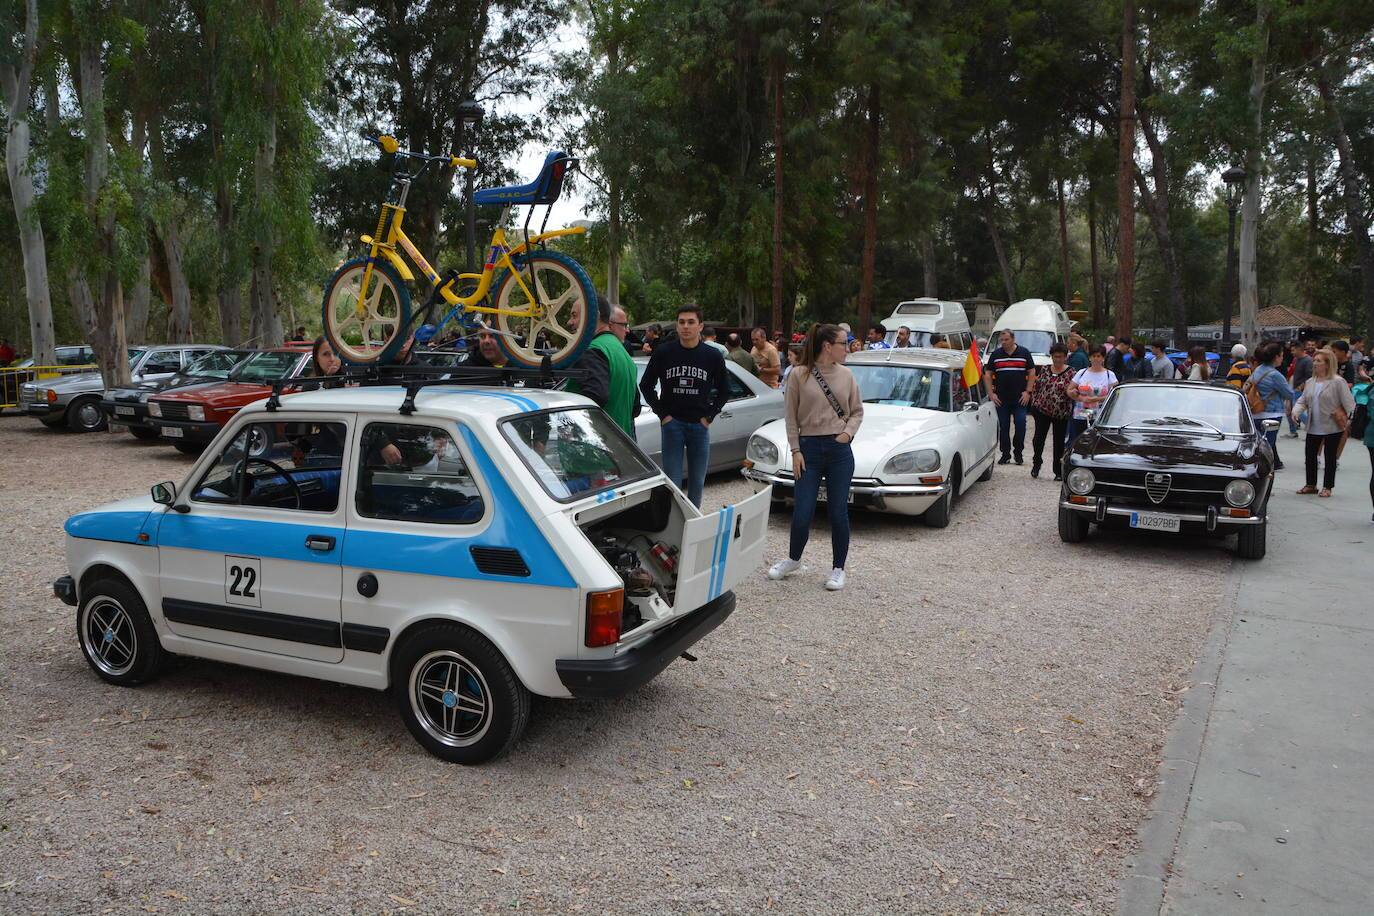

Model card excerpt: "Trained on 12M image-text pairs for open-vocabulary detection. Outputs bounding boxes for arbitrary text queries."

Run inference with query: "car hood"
[152,379,272,409]
[64,494,161,546]
[40,371,104,393]
[755,403,952,472]
[1078,427,1259,474]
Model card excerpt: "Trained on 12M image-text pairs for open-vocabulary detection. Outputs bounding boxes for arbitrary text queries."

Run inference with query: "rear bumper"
[154,418,222,442]
[555,591,736,699]
[54,575,77,607]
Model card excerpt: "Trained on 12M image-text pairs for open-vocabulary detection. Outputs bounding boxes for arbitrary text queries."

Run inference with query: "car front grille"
[1092,469,1228,509]
[155,402,191,421]
[1145,472,1172,504]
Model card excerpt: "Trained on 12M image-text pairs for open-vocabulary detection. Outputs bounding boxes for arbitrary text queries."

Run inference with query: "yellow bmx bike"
[321,134,596,368]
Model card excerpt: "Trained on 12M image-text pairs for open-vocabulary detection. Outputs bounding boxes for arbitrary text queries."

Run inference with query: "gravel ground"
[0,413,1233,914]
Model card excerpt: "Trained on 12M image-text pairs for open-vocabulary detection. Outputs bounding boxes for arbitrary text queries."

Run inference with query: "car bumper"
[54,575,77,607]
[102,399,152,426]
[742,467,949,515]
[555,591,736,699]
[1059,497,1264,528]
[153,418,222,442]
[23,400,57,416]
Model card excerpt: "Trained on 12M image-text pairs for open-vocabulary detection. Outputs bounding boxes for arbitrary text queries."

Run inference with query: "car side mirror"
[151,481,177,506]
[1261,419,1279,432]
[1084,409,1096,426]
[961,401,979,412]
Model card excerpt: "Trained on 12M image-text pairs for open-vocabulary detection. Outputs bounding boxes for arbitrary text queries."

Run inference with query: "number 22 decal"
[224,555,263,608]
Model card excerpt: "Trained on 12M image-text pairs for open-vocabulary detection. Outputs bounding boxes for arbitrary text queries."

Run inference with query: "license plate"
[1130,512,1180,533]
[816,489,856,504]
[162,426,184,438]
[115,406,135,416]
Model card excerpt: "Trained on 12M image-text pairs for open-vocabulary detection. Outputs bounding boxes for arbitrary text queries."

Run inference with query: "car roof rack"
[263,355,587,415]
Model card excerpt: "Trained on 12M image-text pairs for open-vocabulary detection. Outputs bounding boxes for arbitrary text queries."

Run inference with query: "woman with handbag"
[1250,342,1298,470]
[1029,342,1074,480]
[1291,348,1356,497]
[767,323,864,591]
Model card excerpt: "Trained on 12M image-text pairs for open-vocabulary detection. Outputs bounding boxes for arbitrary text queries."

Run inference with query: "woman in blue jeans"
[1251,341,1297,470]
[767,324,864,591]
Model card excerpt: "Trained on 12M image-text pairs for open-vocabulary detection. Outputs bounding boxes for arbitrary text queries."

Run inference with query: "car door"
[953,374,995,487]
[710,368,761,468]
[158,413,352,662]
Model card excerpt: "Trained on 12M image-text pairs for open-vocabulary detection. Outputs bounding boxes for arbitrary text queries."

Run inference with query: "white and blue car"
[55,383,770,763]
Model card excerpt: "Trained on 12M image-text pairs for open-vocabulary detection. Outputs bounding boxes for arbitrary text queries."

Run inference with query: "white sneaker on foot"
[824,568,846,591]
[767,558,801,580]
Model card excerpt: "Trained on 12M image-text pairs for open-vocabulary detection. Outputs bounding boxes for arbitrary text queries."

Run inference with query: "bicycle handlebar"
[364,134,476,172]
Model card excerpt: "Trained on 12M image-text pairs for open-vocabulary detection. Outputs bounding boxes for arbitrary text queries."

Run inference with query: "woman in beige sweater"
[1291,348,1356,497]
[767,324,864,590]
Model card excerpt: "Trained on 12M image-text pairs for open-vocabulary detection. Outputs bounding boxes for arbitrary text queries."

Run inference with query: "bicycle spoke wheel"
[322,259,412,365]
[491,252,598,369]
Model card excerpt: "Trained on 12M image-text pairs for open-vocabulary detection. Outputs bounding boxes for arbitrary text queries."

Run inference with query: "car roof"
[252,384,594,420]
[992,299,1067,333]
[845,347,969,370]
[140,343,226,352]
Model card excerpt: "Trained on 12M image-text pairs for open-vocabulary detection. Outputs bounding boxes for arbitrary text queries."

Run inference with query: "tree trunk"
[857,82,880,337]
[921,233,938,297]
[1238,2,1269,352]
[162,220,194,342]
[126,256,151,344]
[770,55,784,335]
[0,0,55,365]
[67,267,98,342]
[1303,135,1318,312]
[1136,106,1188,346]
[606,175,622,307]
[1088,179,1103,328]
[1317,66,1374,343]
[1115,0,1137,341]
[78,30,130,388]
[250,116,283,347]
[1057,175,1071,307]
[982,134,1017,303]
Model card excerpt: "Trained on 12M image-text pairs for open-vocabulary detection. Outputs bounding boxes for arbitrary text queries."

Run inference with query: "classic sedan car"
[633,356,785,472]
[103,349,252,439]
[1057,380,1274,559]
[21,344,227,432]
[741,348,997,527]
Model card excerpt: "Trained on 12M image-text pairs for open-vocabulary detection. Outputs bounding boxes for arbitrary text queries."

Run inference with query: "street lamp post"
[457,98,484,273]
[1221,165,1246,367]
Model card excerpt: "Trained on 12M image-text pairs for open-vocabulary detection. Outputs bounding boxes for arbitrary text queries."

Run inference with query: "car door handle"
[718,410,733,419]
[305,534,335,551]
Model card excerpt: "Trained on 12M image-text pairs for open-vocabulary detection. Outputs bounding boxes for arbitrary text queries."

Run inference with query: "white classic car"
[741,348,997,526]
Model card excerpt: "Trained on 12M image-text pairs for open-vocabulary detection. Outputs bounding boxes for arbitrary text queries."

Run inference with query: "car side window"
[726,373,752,402]
[953,375,970,409]
[192,420,347,512]
[142,351,182,374]
[355,422,485,525]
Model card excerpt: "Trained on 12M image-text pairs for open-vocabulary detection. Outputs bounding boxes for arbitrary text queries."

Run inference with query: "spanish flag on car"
[962,336,983,388]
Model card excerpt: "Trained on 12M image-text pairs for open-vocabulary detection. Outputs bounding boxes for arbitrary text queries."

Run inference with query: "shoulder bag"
[810,366,847,419]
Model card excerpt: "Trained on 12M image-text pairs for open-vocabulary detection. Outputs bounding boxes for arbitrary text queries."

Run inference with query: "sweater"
[639,338,730,423]
[784,362,864,452]
[1294,377,1356,436]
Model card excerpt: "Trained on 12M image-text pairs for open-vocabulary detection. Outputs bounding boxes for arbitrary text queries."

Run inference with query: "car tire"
[172,441,204,455]
[1235,518,1267,560]
[1058,505,1090,542]
[76,578,166,686]
[392,623,530,765]
[129,426,161,441]
[66,396,107,432]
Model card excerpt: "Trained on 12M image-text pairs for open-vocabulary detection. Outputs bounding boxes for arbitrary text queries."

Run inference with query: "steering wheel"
[231,456,302,510]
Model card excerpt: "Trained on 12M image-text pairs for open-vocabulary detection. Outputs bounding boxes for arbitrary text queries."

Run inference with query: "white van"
[988,299,1072,366]
[881,299,973,349]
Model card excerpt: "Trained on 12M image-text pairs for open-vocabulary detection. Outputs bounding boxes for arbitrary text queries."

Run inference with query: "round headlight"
[747,435,779,466]
[884,448,941,476]
[1224,479,1255,507]
[148,401,162,417]
[1066,468,1095,495]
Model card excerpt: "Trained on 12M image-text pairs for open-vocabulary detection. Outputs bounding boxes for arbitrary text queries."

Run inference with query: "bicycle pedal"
[414,324,438,343]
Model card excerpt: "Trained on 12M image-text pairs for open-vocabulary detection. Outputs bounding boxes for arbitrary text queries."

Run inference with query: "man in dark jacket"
[569,295,641,438]
[639,303,730,506]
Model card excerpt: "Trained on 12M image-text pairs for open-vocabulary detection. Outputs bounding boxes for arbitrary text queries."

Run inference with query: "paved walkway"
[1120,435,1374,914]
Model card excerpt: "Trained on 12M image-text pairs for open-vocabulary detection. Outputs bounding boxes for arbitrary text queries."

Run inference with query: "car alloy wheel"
[69,397,107,432]
[409,649,493,748]
[80,595,139,677]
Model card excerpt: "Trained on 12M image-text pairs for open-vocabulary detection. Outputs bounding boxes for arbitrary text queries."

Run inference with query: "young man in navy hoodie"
[639,303,730,506]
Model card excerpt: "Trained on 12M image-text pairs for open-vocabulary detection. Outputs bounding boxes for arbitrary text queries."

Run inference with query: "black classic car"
[102,349,252,439]
[1058,380,1275,559]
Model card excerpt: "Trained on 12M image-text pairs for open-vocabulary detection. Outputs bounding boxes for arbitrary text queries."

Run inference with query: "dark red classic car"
[148,349,312,454]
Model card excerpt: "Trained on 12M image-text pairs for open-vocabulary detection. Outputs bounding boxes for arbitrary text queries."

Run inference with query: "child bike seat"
[473,151,572,206]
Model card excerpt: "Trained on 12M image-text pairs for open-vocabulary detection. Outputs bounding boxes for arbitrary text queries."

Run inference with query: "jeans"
[995,400,1027,458]
[1030,409,1068,475]
[1305,432,1341,489]
[1264,428,1281,466]
[1066,416,1091,449]
[660,417,711,507]
[789,435,854,569]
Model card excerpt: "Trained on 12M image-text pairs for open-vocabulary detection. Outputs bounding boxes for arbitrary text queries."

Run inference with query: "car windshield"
[230,351,301,383]
[502,408,656,501]
[128,348,146,368]
[884,330,936,348]
[849,364,951,410]
[1099,385,1250,434]
[1001,330,1056,354]
[187,350,247,378]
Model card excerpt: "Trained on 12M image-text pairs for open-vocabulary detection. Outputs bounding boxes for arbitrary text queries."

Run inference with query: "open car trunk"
[574,483,771,645]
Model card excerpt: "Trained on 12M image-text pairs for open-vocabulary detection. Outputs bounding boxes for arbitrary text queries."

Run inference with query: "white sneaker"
[824,568,846,591]
[768,558,801,580]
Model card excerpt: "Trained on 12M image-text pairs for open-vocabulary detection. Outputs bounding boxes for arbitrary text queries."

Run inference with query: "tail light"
[585,588,625,647]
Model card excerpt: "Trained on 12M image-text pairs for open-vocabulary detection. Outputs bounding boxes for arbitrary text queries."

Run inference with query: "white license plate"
[1130,512,1180,533]
[115,406,135,416]
[162,426,184,438]
[816,490,856,504]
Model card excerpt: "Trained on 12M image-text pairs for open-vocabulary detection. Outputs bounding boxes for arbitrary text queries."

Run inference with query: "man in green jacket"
[570,295,641,440]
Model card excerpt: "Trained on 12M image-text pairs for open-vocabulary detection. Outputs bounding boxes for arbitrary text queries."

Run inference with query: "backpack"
[1240,367,1267,415]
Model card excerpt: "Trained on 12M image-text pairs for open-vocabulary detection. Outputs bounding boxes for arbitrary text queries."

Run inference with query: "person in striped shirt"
[986,330,1038,465]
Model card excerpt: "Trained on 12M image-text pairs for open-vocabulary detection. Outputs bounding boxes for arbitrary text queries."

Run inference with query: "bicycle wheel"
[321,258,412,365]
[489,251,598,369]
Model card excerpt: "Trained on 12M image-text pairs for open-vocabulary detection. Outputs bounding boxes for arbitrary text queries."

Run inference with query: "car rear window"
[501,408,655,502]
